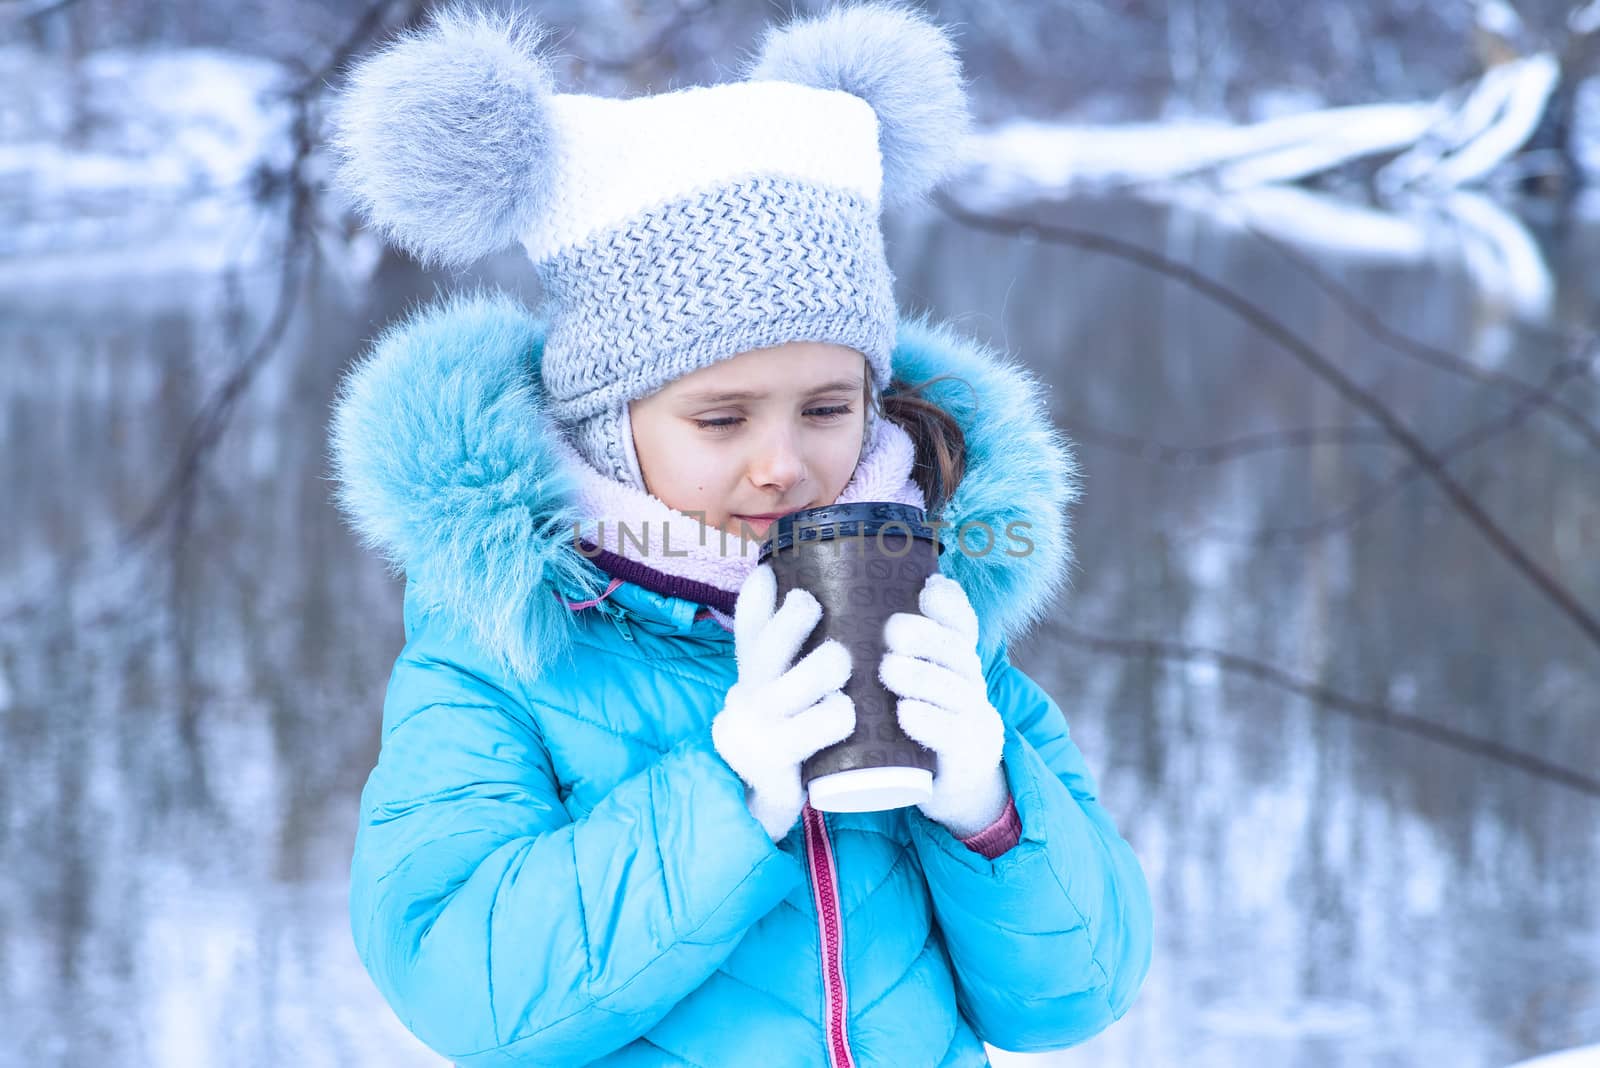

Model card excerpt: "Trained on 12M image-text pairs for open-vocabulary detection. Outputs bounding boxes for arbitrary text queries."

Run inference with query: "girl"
[328,5,1151,1066]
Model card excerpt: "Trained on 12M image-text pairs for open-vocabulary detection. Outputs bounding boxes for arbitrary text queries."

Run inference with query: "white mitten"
[712,564,857,841]
[880,573,1011,839]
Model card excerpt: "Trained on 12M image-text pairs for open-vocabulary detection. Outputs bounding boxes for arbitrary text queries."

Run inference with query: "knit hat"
[330,3,970,488]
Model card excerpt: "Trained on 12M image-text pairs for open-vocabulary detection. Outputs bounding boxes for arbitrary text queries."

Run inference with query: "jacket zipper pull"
[605,602,635,642]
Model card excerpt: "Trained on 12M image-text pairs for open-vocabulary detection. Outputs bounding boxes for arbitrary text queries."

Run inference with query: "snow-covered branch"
[1378,53,1561,194]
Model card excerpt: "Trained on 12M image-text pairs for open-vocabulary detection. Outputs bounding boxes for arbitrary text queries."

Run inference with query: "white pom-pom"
[746,2,971,209]
[328,7,558,267]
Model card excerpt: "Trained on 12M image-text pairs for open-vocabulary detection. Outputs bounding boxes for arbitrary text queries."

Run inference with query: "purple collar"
[578,543,739,616]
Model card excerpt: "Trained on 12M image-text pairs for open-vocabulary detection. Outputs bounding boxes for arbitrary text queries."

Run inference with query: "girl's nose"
[748,428,808,493]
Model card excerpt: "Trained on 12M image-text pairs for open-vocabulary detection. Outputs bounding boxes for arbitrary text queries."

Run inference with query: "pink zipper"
[555,576,624,611]
[802,804,856,1068]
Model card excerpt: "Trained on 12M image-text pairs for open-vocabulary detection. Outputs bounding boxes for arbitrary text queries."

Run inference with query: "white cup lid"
[807,766,934,813]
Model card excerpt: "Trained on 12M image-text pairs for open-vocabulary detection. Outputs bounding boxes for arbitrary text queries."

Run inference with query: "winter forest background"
[4,0,1600,1065]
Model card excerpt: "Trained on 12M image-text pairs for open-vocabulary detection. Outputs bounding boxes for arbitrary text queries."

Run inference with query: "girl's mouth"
[731,513,791,536]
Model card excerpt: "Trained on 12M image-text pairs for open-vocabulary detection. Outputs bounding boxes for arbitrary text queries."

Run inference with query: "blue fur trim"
[328,290,607,680]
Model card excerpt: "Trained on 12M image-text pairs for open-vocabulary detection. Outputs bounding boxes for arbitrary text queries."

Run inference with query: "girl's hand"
[713,564,856,842]
[880,573,1011,838]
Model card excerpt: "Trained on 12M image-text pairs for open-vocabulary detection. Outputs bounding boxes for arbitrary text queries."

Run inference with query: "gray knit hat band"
[567,404,645,489]
[539,175,896,427]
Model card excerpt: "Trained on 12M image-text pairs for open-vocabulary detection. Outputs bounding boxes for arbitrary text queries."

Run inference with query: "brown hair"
[879,374,971,516]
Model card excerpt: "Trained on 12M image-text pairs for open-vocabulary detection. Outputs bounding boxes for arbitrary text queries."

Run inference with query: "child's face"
[629,341,869,541]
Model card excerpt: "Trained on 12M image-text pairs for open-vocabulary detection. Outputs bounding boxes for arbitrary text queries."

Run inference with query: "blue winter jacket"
[330,291,1152,1067]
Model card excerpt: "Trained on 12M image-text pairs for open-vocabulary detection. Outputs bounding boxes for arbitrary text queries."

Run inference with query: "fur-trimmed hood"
[329,290,1078,678]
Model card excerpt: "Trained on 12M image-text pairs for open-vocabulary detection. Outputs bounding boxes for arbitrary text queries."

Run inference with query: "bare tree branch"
[1198,345,1600,545]
[289,0,427,97]
[129,78,320,543]
[1215,191,1600,452]
[0,4,395,629]
[935,191,1600,651]
[1055,622,1600,798]
[128,0,433,546]
[1071,422,1395,466]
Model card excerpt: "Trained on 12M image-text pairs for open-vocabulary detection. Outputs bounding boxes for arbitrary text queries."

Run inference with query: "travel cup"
[758,502,943,813]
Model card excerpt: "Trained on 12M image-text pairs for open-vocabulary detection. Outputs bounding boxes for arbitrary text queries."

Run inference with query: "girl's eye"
[690,405,853,433]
